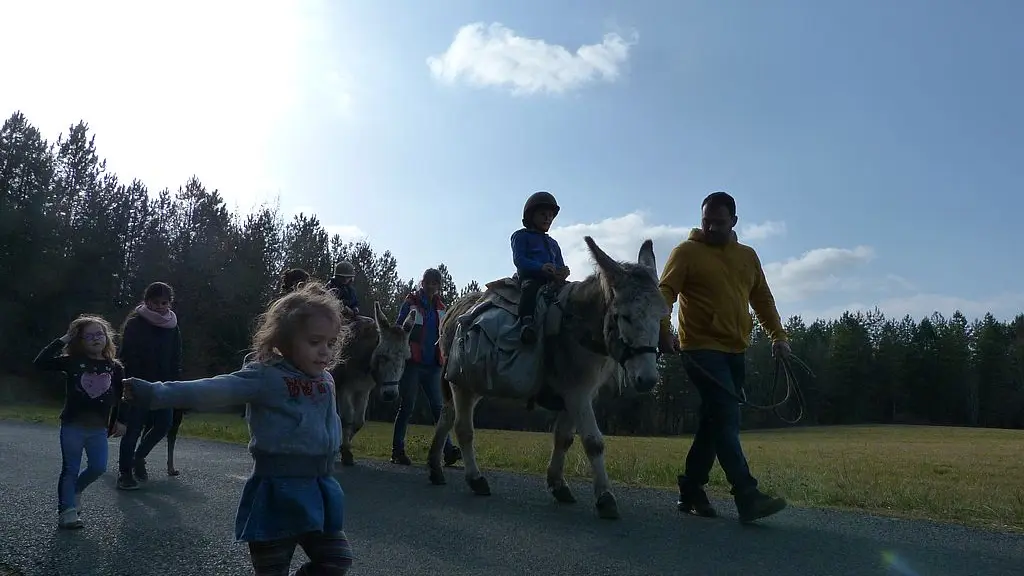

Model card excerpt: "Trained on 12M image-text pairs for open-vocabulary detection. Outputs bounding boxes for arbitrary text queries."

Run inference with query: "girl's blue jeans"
[58,422,109,512]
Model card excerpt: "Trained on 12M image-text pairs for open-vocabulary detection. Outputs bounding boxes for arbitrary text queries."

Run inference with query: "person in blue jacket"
[326,262,359,314]
[510,191,570,345]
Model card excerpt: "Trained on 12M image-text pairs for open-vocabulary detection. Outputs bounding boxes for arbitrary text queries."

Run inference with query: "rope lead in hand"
[679,351,814,425]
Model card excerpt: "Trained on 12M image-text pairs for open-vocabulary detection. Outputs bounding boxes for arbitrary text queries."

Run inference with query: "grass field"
[2,403,1022,532]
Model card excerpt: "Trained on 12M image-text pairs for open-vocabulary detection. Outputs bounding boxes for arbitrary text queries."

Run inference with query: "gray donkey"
[333,301,417,466]
[427,236,667,519]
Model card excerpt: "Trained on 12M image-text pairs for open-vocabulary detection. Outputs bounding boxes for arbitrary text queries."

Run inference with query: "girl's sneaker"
[58,508,84,530]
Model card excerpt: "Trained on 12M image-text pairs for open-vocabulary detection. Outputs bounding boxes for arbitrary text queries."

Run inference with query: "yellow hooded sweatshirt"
[658,228,787,353]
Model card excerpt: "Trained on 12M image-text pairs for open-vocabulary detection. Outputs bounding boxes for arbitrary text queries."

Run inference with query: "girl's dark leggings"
[248,530,353,575]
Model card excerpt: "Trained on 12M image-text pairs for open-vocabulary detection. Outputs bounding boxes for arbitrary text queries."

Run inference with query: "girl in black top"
[117,281,184,488]
[34,314,127,530]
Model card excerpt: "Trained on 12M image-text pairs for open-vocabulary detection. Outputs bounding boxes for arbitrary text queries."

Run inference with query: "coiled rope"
[677,351,815,425]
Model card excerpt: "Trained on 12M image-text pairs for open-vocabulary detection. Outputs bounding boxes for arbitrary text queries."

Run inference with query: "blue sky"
[3,0,1022,322]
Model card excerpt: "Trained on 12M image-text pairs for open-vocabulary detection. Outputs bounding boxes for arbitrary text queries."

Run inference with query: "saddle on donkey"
[444,276,568,411]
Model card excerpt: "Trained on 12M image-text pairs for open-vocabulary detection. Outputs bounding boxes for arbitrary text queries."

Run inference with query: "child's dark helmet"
[523,191,560,223]
[334,261,356,277]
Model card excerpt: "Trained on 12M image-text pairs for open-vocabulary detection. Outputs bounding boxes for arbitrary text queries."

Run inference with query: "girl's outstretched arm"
[33,337,70,372]
[127,363,269,412]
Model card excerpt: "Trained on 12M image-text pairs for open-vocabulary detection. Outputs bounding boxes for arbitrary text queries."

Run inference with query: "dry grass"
[3,403,1022,531]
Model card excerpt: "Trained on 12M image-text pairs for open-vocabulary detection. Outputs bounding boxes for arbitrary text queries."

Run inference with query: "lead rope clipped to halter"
[677,350,815,425]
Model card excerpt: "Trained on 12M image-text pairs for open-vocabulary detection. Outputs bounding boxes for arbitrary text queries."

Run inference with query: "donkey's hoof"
[340,449,355,467]
[428,466,447,485]
[595,492,619,520]
[467,476,491,496]
[551,485,577,504]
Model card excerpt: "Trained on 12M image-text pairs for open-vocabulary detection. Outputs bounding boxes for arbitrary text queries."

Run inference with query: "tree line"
[2,110,1023,434]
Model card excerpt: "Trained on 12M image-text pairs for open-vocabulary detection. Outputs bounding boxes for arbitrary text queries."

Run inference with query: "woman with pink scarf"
[116,282,184,490]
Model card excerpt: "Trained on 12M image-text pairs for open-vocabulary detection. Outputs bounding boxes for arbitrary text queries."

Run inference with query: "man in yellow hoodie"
[657,191,790,523]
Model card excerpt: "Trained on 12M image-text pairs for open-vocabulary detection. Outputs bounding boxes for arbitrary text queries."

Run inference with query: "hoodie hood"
[687,227,738,244]
[252,353,327,379]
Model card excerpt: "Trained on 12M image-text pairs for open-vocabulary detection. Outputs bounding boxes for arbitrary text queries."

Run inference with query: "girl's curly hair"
[250,281,345,368]
[64,314,121,364]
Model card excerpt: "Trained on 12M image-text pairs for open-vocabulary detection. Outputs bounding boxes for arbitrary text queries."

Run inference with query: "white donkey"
[334,301,417,466]
[427,236,668,519]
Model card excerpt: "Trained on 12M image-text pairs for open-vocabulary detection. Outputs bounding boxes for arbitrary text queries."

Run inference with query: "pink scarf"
[135,303,178,329]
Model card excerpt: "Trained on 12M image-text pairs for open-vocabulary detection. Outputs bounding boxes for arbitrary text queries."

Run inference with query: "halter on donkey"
[332,301,418,466]
[427,236,668,520]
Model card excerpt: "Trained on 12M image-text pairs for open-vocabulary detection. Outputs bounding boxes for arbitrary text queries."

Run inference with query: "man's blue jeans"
[118,404,173,476]
[57,423,108,512]
[680,349,759,496]
[392,362,454,453]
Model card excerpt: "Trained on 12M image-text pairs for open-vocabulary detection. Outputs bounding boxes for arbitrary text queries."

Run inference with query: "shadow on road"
[332,460,1022,576]
[3,421,1021,576]
[35,474,230,575]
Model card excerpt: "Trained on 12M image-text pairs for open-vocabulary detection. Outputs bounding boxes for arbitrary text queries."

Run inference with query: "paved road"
[1,421,1021,576]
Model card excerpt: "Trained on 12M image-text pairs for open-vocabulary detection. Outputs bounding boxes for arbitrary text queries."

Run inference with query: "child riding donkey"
[326,261,360,315]
[511,191,570,344]
[510,191,571,410]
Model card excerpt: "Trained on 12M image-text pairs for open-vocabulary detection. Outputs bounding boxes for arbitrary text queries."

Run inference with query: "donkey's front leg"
[350,387,369,441]
[546,409,577,504]
[337,389,357,467]
[570,396,618,519]
[451,387,489,496]
[427,382,456,486]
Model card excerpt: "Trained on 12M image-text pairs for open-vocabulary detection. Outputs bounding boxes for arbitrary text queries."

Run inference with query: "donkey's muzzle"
[379,383,399,402]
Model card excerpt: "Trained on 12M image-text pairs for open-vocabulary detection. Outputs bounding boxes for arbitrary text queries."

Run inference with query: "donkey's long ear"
[638,239,657,279]
[373,301,390,328]
[585,235,624,278]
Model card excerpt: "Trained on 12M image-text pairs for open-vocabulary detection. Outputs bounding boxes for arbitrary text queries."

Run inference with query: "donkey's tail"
[440,362,454,406]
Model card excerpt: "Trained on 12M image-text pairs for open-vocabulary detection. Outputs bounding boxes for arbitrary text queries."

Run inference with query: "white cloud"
[0,0,339,205]
[285,205,365,243]
[514,210,1021,324]
[740,220,787,241]
[762,246,875,303]
[426,22,637,95]
[325,225,367,243]
[548,212,690,280]
[552,211,815,291]
[548,212,901,315]
[814,293,1024,323]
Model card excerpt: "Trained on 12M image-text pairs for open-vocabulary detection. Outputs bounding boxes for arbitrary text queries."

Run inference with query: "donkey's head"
[369,301,415,402]
[585,235,668,393]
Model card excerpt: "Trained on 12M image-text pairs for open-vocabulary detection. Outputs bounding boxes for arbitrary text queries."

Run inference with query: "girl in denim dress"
[123,282,353,575]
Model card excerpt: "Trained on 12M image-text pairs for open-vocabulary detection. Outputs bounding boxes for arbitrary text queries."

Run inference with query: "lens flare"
[882,550,920,576]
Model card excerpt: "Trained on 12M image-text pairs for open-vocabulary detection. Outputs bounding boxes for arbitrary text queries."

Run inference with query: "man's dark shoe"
[677,476,718,517]
[735,489,787,523]
[133,458,149,482]
[116,474,139,491]
[390,449,412,466]
[443,445,463,467]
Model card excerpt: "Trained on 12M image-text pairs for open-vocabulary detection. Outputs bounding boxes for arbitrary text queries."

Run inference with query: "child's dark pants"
[248,530,353,575]
[517,271,548,321]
